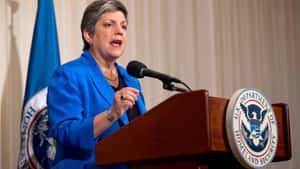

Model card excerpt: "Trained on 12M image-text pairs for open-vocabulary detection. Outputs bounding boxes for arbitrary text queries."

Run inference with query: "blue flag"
[23,0,60,105]
[18,0,60,168]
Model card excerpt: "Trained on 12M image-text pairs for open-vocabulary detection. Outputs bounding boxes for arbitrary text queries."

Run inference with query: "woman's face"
[88,10,127,61]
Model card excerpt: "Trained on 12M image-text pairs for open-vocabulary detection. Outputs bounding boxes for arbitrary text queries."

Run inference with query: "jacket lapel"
[83,51,115,106]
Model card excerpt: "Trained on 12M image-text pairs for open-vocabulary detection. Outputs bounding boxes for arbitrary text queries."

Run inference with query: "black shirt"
[111,71,140,122]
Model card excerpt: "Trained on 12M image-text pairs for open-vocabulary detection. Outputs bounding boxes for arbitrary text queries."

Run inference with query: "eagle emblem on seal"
[240,103,269,152]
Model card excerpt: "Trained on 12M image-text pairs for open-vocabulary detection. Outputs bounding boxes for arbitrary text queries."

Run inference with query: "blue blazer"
[47,50,147,169]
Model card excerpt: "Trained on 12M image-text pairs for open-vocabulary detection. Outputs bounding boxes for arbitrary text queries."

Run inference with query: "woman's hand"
[93,87,139,138]
[110,87,139,118]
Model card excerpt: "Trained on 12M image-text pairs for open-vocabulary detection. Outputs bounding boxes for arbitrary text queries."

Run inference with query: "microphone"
[126,60,181,83]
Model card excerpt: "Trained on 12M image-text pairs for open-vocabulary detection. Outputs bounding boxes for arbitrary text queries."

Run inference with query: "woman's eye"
[104,23,112,27]
[122,25,127,30]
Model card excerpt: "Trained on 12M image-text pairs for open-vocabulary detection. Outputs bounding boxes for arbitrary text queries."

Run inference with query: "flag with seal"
[18,0,60,168]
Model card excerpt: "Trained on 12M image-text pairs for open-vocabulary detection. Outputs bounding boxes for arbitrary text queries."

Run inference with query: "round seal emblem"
[18,88,57,169]
[226,88,278,169]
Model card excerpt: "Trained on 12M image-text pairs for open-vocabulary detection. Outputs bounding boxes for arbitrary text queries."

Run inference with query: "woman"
[47,0,147,168]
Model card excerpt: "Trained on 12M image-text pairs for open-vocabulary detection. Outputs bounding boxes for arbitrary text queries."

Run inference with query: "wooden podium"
[95,90,292,168]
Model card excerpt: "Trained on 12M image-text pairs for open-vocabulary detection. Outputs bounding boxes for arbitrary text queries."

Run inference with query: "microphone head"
[127,60,147,78]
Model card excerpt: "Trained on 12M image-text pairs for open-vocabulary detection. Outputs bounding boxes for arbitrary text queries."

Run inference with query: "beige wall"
[213,0,299,168]
[0,0,299,168]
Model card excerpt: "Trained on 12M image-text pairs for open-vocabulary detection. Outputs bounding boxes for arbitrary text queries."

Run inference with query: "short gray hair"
[80,0,128,51]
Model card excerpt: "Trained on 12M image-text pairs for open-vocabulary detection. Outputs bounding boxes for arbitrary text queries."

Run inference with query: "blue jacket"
[47,50,147,169]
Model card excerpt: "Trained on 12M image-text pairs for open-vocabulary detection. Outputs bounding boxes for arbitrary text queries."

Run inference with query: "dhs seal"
[226,88,278,169]
[18,88,57,169]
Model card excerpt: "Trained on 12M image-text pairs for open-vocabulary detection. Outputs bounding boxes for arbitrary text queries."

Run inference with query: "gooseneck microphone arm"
[140,68,181,84]
[127,60,192,92]
[163,83,188,92]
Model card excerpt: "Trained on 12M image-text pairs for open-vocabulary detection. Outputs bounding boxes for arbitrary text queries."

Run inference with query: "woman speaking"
[47,0,147,168]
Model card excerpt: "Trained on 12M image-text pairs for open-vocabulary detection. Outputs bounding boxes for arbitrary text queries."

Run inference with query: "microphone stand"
[162,81,190,92]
